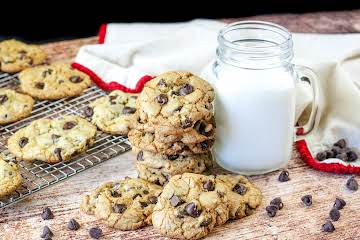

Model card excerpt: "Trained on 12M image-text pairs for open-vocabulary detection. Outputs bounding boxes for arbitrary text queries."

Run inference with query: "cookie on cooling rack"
[0,88,34,125]
[18,63,92,100]
[7,115,97,163]
[0,156,23,197]
[0,39,47,73]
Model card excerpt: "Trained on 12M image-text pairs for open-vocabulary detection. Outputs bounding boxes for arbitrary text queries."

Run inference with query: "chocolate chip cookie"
[0,88,34,125]
[128,129,214,155]
[0,156,22,197]
[87,90,137,135]
[0,39,47,73]
[136,71,214,133]
[19,63,92,100]
[7,115,97,163]
[135,148,213,185]
[81,177,162,230]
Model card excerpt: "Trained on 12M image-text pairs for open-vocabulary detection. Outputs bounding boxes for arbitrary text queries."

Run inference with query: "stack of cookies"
[128,71,216,185]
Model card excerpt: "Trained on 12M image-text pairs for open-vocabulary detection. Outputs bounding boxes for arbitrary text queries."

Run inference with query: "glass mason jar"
[212,21,319,175]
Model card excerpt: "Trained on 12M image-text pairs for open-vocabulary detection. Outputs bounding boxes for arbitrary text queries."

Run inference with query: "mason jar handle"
[294,65,320,140]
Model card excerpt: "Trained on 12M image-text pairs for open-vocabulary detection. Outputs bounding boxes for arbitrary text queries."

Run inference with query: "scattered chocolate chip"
[278,170,290,182]
[336,152,348,161]
[200,218,212,227]
[139,201,148,208]
[181,118,193,128]
[84,106,94,117]
[170,195,183,207]
[35,82,45,89]
[270,197,283,210]
[89,227,102,239]
[266,205,278,217]
[0,95,8,104]
[18,137,29,148]
[333,198,346,210]
[41,226,53,239]
[329,208,340,221]
[111,191,121,197]
[233,183,247,195]
[122,106,136,115]
[41,207,54,220]
[346,176,358,191]
[178,84,194,96]
[42,69,53,78]
[63,121,77,130]
[113,204,127,213]
[316,152,327,161]
[109,95,117,104]
[156,94,168,105]
[334,139,347,148]
[157,79,167,87]
[301,195,312,206]
[132,193,142,199]
[347,151,358,162]
[54,148,63,161]
[322,221,335,233]
[185,202,201,217]
[68,218,80,231]
[148,196,158,204]
[167,155,179,161]
[137,151,144,161]
[203,180,215,191]
[69,76,83,83]
[143,190,149,195]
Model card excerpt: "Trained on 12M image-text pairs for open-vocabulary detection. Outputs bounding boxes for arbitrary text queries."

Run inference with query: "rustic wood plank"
[2,10,360,239]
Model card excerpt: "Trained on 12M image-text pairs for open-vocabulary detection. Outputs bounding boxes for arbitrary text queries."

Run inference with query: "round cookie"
[7,115,97,163]
[81,177,162,230]
[136,71,214,132]
[135,149,213,185]
[0,156,22,197]
[0,39,47,73]
[128,129,214,155]
[152,173,231,240]
[86,90,138,135]
[19,63,92,100]
[0,89,34,125]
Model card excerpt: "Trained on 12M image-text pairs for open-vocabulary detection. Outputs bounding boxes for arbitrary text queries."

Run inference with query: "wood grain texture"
[1,10,360,240]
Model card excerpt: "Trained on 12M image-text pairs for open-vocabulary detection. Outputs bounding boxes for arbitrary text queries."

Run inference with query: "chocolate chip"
[200,218,212,227]
[132,193,142,199]
[35,82,45,89]
[331,146,342,156]
[51,134,60,143]
[68,218,80,231]
[0,95,8,104]
[18,137,29,148]
[185,202,201,217]
[266,205,278,217]
[113,204,127,213]
[84,106,94,117]
[322,221,335,233]
[170,195,183,207]
[178,84,194,96]
[329,208,340,221]
[181,118,193,128]
[154,179,161,185]
[324,150,334,159]
[346,176,358,191]
[157,79,167,87]
[89,227,102,239]
[137,151,144,161]
[347,151,358,162]
[203,180,215,191]
[336,152,348,161]
[194,121,210,136]
[233,183,247,195]
[278,170,290,182]
[333,198,346,210]
[69,76,83,83]
[301,195,312,206]
[109,95,117,104]
[63,121,77,130]
[111,191,121,197]
[270,197,283,210]
[156,94,168,105]
[199,140,210,149]
[334,139,347,148]
[54,148,63,161]
[42,69,53,78]
[41,207,54,220]
[143,190,149,195]
[148,196,158,204]
[316,152,327,161]
[122,106,136,115]
[140,201,148,208]
[167,155,179,161]
[41,226,53,239]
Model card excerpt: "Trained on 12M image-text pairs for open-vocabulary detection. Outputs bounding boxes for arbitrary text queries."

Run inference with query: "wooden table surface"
[1,10,360,240]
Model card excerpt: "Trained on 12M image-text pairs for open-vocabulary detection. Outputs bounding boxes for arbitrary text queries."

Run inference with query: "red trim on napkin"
[71,62,154,93]
[98,24,107,44]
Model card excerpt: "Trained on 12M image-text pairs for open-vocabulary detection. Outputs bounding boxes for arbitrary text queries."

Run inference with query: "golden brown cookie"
[0,156,22,197]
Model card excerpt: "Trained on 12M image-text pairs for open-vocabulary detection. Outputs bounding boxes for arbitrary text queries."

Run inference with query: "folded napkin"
[73,20,360,175]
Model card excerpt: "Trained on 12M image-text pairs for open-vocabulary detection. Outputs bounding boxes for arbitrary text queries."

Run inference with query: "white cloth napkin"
[73,20,360,171]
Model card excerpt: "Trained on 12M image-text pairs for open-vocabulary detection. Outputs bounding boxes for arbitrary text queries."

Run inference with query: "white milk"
[213,64,296,174]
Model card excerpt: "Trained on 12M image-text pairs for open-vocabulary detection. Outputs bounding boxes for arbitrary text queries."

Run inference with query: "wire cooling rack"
[0,72,132,209]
